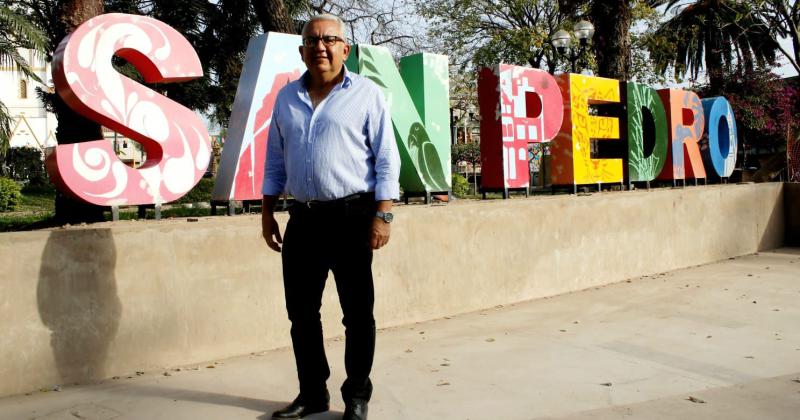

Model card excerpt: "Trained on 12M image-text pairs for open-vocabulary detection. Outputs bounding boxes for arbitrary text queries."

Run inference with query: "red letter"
[478,64,563,191]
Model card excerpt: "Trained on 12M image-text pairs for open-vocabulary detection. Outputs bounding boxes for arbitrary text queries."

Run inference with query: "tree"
[0,145,48,186]
[628,3,672,85]
[50,0,106,223]
[282,0,425,58]
[0,2,48,157]
[201,1,261,125]
[417,0,571,73]
[252,0,295,33]
[452,142,481,195]
[648,0,778,93]
[754,0,800,75]
[591,1,633,79]
[12,1,106,223]
[559,0,639,80]
[695,67,800,171]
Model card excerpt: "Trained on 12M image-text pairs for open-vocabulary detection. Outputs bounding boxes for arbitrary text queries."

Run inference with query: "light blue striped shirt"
[261,66,401,202]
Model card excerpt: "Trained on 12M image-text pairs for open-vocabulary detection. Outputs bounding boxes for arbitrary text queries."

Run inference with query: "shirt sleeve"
[368,89,401,201]
[261,100,287,196]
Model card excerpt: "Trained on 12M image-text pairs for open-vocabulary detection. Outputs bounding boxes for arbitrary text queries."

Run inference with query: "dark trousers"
[281,196,376,402]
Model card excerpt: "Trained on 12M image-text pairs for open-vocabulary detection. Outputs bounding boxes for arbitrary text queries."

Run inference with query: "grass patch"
[108,206,213,221]
[0,213,55,232]
[18,190,56,213]
[0,187,56,231]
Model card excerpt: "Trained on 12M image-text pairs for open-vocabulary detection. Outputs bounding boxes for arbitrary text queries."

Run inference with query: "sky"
[775,37,798,79]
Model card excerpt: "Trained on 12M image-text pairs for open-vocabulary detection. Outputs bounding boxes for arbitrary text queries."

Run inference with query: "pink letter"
[48,13,210,206]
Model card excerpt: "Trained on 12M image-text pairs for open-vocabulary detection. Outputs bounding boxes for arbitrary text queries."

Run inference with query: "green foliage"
[628,1,669,86]
[0,212,53,231]
[109,206,211,220]
[753,0,800,75]
[647,0,778,92]
[0,177,22,212]
[695,67,800,156]
[452,142,480,195]
[18,186,54,212]
[451,142,481,166]
[451,172,470,197]
[416,0,572,73]
[1,146,49,187]
[173,177,215,204]
[0,4,48,81]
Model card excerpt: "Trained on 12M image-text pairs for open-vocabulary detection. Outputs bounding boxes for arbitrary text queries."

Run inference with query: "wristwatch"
[375,211,394,223]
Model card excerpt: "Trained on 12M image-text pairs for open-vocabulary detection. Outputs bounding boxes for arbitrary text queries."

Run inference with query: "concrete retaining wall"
[785,183,800,246]
[0,183,785,397]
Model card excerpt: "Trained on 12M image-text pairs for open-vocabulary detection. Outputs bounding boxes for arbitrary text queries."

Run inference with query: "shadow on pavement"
[765,247,800,256]
[116,384,343,419]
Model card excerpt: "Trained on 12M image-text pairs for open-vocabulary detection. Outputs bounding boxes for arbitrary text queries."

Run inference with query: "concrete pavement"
[1,249,799,420]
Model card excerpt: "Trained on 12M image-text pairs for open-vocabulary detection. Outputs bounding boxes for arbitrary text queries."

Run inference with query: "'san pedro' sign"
[47,14,738,206]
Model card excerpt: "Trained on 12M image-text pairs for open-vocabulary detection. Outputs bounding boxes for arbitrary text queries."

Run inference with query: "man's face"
[300,19,350,77]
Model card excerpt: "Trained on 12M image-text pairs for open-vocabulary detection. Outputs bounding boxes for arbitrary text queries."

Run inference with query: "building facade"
[0,49,57,152]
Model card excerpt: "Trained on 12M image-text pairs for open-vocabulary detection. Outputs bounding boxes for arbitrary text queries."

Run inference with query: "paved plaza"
[1,249,799,420]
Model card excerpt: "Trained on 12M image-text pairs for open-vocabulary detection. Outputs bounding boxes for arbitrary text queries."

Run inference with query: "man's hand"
[370,217,390,250]
[370,200,393,250]
[262,212,283,252]
[262,195,282,252]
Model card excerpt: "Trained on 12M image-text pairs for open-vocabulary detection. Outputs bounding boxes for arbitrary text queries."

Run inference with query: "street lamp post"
[463,104,475,143]
[551,20,595,73]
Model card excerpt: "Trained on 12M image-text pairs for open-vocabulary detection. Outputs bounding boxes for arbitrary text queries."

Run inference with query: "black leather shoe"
[342,399,368,420]
[271,394,329,419]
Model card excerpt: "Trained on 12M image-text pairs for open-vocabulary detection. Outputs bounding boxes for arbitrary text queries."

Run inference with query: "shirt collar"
[300,64,353,90]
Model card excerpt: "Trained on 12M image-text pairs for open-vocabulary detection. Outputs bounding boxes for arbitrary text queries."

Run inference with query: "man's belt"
[296,192,375,210]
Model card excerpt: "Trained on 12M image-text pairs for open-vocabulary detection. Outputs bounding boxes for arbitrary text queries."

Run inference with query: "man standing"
[261,13,400,420]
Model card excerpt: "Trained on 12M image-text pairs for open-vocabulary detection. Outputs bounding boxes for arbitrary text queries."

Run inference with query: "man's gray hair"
[302,14,348,40]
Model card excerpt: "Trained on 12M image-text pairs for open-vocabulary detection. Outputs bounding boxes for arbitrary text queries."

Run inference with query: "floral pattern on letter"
[48,13,210,206]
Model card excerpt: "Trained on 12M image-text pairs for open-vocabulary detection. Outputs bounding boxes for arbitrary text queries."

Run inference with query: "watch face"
[384,212,394,223]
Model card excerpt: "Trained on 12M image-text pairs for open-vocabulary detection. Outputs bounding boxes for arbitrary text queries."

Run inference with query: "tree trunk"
[251,0,295,34]
[704,19,725,93]
[791,27,800,74]
[53,0,105,224]
[58,0,103,30]
[590,0,632,80]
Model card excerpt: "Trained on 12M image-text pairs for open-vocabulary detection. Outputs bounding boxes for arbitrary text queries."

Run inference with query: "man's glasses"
[302,35,345,47]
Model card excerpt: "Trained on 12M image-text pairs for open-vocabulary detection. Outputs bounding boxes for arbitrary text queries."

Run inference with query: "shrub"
[173,177,215,204]
[0,177,22,212]
[451,172,470,197]
[695,67,800,157]
[1,147,49,187]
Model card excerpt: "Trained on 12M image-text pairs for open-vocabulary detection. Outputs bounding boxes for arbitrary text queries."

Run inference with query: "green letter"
[347,46,450,195]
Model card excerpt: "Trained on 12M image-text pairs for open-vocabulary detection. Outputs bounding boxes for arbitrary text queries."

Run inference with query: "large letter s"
[48,13,210,206]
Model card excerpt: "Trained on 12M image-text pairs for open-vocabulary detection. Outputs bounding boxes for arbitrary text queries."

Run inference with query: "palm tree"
[559,0,635,80]
[251,0,294,33]
[754,0,800,75]
[0,3,48,156]
[649,0,778,93]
